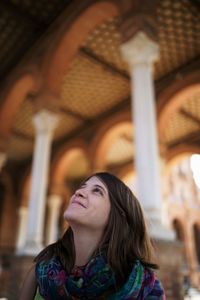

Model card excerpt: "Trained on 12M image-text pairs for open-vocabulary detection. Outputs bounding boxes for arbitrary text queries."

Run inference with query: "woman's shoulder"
[127,260,165,299]
[150,277,166,298]
[35,254,61,271]
[142,265,166,299]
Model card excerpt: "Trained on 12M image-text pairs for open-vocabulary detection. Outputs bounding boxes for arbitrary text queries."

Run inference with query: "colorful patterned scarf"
[35,254,165,299]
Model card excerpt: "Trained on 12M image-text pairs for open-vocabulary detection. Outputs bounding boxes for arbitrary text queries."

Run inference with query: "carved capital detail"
[33,109,59,133]
[121,31,159,67]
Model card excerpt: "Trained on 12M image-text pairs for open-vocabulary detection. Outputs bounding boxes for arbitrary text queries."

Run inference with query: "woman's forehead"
[85,176,108,190]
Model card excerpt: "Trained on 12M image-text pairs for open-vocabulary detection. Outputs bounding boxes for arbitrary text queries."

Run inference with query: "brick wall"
[155,239,185,300]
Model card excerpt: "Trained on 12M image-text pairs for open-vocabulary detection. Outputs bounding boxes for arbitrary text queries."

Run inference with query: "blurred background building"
[0,0,200,299]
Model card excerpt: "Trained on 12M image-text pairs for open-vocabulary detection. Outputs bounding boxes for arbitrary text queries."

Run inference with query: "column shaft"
[23,110,59,255]
[121,32,174,239]
[16,206,28,254]
[131,62,161,218]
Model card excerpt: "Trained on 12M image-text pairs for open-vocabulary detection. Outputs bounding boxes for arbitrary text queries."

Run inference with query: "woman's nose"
[75,189,86,198]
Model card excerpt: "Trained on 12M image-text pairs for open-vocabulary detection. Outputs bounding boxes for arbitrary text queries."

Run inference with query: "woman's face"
[64,176,111,231]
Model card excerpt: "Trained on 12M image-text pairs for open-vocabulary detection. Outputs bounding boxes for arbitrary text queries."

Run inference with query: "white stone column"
[46,194,62,245]
[16,206,28,254]
[0,152,6,171]
[23,110,59,255]
[121,32,174,239]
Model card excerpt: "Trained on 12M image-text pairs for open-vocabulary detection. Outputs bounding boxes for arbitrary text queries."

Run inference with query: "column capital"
[121,31,159,67]
[33,109,59,133]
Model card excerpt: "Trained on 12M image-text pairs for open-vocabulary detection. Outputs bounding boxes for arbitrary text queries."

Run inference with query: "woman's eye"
[93,188,103,195]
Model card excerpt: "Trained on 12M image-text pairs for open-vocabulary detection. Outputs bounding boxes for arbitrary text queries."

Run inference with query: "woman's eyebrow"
[79,182,107,195]
[94,184,107,194]
[79,183,86,188]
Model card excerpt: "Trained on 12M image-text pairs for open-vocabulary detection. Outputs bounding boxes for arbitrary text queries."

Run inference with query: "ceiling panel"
[182,93,200,120]
[155,0,200,78]
[164,113,200,144]
[61,54,130,119]
[12,100,34,138]
[83,16,128,74]
[53,113,83,141]
[83,0,200,80]
[10,0,72,23]
[2,0,200,163]
[7,135,33,161]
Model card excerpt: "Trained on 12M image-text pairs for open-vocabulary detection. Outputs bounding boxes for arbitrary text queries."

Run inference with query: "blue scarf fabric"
[35,255,165,299]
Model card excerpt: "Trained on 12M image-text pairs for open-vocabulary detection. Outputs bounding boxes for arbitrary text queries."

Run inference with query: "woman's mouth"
[71,200,86,208]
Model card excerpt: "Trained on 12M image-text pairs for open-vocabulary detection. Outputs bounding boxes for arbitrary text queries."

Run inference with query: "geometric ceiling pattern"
[164,112,200,146]
[83,0,200,80]
[164,92,200,147]
[0,0,72,81]
[1,0,200,166]
[61,54,130,119]
[155,0,200,79]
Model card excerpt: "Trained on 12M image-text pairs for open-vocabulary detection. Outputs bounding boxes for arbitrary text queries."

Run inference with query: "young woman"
[20,172,166,299]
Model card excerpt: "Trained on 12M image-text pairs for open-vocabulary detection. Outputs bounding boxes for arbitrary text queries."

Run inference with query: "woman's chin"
[64,209,81,224]
[63,209,72,221]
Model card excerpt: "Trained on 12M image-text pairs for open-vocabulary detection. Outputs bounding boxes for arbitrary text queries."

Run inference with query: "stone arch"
[50,141,91,234]
[0,73,38,146]
[90,112,132,170]
[93,122,133,171]
[173,218,185,242]
[119,165,138,196]
[172,218,191,275]
[118,163,135,181]
[165,146,200,175]
[43,1,120,96]
[157,71,200,142]
[163,152,196,209]
[51,140,91,190]
[167,145,200,164]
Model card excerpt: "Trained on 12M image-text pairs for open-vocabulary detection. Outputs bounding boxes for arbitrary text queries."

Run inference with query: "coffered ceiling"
[0,0,199,169]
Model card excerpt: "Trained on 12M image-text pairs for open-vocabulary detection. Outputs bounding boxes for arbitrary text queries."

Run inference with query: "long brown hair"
[35,172,158,285]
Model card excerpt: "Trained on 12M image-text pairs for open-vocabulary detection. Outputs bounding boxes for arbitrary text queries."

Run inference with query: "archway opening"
[173,219,184,241]
[193,223,200,266]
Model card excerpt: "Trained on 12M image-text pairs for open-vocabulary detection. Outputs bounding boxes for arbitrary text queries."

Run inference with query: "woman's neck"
[72,226,102,266]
